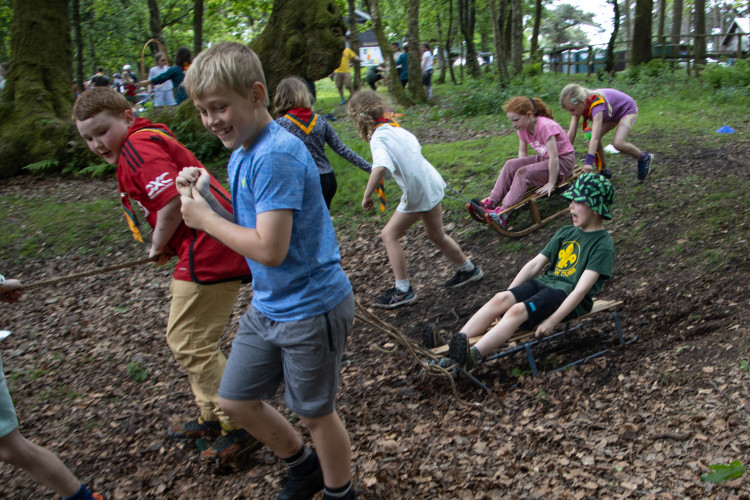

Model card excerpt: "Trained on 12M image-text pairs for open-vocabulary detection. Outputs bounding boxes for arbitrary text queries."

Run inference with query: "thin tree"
[605,0,620,73]
[147,0,166,54]
[631,0,653,66]
[72,0,84,94]
[347,0,361,91]
[490,0,509,78]
[366,0,411,106]
[193,0,203,56]
[694,0,706,65]
[510,0,523,74]
[624,0,632,62]
[670,0,683,51]
[407,0,426,102]
[445,0,459,84]
[0,0,73,177]
[458,0,481,77]
[657,0,666,57]
[530,0,543,63]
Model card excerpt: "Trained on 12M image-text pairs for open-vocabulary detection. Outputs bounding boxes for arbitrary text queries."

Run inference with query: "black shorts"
[509,280,575,330]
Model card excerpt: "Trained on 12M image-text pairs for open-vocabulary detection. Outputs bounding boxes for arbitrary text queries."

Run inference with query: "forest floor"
[1,116,749,499]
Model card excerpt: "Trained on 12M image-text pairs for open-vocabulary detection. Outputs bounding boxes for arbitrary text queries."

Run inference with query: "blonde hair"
[503,96,554,119]
[273,77,313,116]
[348,90,388,141]
[71,86,130,122]
[184,42,268,106]
[559,83,590,108]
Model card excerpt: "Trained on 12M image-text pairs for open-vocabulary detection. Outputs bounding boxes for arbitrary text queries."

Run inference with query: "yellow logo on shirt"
[555,241,579,277]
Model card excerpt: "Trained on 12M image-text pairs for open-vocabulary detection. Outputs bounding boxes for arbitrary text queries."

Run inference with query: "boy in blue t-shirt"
[175,42,356,500]
[443,173,616,370]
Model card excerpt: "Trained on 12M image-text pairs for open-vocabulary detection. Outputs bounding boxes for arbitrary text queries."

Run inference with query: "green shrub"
[701,59,750,89]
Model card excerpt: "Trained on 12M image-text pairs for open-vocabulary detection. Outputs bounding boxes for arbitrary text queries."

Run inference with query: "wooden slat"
[428,299,623,356]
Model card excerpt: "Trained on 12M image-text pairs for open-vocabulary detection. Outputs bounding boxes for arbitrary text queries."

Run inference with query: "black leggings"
[320,172,337,209]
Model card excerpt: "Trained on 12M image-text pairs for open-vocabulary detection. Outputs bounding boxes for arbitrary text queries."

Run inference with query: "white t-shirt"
[421,51,434,72]
[370,124,445,213]
[148,66,176,106]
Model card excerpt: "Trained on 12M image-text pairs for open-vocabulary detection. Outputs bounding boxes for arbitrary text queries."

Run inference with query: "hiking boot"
[444,265,484,288]
[373,286,417,309]
[201,428,260,463]
[167,417,222,440]
[637,153,653,180]
[487,211,509,228]
[422,322,447,349]
[448,333,480,370]
[479,198,494,210]
[277,454,324,500]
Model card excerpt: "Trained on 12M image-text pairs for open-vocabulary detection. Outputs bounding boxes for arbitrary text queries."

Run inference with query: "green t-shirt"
[536,225,615,317]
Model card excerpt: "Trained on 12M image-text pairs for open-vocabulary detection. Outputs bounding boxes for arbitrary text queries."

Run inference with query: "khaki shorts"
[335,72,351,89]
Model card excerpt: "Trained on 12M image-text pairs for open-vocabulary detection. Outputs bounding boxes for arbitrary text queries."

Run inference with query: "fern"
[23,159,59,173]
[76,162,116,178]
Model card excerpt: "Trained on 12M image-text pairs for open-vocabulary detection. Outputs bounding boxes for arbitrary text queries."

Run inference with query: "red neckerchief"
[582,94,606,131]
[285,108,317,135]
[374,116,401,129]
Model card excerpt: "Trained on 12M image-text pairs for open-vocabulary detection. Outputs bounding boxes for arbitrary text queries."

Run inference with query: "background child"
[273,76,372,209]
[72,87,255,464]
[348,90,483,309]
[477,96,575,228]
[1,275,103,500]
[420,42,434,99]
[560,83,653,180]
[444,173,615,369]
[178,42,356,500]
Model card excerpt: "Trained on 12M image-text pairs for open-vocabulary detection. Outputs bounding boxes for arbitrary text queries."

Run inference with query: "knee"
[505,302,527,321]
[0,431,26,465]
[381,226,398,245]
[218,398,261,420]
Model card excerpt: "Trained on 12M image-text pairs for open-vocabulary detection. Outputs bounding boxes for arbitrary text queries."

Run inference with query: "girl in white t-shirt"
[349,91,483,309]
[477,96,575,227]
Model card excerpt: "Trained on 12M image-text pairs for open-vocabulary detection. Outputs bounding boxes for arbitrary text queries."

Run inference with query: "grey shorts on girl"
[0,354,20,438]
[219,292,354,418]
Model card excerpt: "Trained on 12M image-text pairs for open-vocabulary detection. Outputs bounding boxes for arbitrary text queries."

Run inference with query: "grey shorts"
[0,354,19,438]
[219,292,354,418]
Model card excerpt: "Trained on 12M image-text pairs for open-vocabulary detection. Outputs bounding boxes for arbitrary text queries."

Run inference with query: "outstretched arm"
[177,167,233,221]
[534,269,600,338]
[584,113,604,172]
[566,114,579,143]
[324,122,372,173]
[149,195,182,263]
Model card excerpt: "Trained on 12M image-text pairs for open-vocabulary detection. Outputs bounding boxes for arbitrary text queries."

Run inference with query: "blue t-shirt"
[227,121,352,321]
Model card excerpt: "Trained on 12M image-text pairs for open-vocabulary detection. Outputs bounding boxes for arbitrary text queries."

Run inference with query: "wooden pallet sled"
[427,299,637,391]
[466,164,588,238]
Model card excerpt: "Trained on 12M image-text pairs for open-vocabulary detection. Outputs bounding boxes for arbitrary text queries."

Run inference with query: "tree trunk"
[407,0,426,101]
[193,0,204,57]
[490,0,509,79]
[671,0,683,46]
[624,0,632,62]
[436,10,447,84]
[445,0,458,84]
[147,0,165,56]
[693,0,706,65]
[72,0,84,95]
[249,0,347,100]
[458,0,481,78]
[605,0,620,73]
[631,0,653,66]
[0,0,74,177]
[366,0,411,106]
[530,0,542,63]
[510,0,523,74]
[657,0,666,58]
[347,0,361,91]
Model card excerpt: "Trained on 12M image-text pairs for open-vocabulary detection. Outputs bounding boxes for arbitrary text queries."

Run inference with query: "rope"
[140,38,168,84]
[21,256,158,291]
[353,298,472,405]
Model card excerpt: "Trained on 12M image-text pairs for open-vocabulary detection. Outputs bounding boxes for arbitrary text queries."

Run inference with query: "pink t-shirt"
[517,116,575,158]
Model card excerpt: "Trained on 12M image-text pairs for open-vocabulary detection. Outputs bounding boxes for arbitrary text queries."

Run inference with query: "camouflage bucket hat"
[562,172,615,220]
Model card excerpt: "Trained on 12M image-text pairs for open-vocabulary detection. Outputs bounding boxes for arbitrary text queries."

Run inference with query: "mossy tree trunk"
[0,0,74,178]
[249,0,347,101]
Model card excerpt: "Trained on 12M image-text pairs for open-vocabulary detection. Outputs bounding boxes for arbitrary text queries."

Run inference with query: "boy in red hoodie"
[73,87,254,464]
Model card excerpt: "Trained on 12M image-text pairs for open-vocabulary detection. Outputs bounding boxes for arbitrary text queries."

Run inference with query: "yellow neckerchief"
[581,94,606,131]
[284,111,317,135]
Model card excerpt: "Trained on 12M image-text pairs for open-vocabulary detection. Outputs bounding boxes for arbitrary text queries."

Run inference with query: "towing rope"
[21,256,158,291]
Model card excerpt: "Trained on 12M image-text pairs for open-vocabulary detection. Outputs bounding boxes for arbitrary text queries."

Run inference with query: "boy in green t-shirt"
[442,173,616,369]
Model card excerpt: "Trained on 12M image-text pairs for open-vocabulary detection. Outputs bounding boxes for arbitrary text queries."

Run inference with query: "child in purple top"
[479,96,576,227]
[560,84,653,180]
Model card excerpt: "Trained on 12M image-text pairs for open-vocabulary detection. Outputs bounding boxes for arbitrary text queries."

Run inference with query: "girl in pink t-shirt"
[479,96,575,227]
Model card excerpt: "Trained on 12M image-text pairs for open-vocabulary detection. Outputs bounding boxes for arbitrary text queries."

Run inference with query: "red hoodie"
[117,117,251,283]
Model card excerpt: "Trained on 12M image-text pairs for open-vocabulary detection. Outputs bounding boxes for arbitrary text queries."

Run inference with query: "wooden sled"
[466,164,588,238]
[427,299,637,392]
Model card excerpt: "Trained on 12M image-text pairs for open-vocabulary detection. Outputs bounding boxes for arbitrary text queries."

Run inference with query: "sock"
[468,346,482,369]
[323,482,355,499]
[63,484,91,500]
[395,279,410,292]
[457,259,474,272]
[640,152,648,160]
[282,446,318,476]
